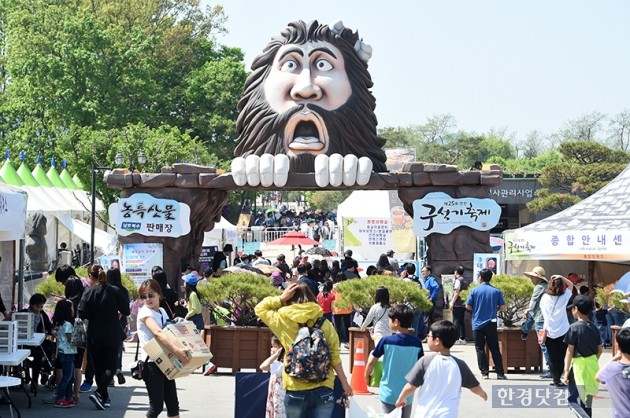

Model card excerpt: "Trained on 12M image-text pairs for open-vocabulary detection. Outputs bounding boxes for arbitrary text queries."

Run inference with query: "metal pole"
[90,163,96,265]
[17,239,25,311]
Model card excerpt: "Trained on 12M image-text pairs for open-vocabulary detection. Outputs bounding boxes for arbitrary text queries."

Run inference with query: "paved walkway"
[4,340,615,417]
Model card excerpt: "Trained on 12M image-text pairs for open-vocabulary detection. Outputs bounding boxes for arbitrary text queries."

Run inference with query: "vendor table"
[0,376,23,418]
[17,333,45,347]
[0,349,31,409]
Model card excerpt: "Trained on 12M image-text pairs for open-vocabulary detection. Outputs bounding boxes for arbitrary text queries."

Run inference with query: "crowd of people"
[249,209,337,242]
[15,258,630,418]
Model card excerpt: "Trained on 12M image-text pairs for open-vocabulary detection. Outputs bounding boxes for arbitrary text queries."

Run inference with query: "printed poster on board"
[122,243,164,286]
[342,217,393,260]
[473,253,501,282]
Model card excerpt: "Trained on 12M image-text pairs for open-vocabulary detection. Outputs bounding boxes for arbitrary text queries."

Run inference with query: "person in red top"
[317,281,335,322]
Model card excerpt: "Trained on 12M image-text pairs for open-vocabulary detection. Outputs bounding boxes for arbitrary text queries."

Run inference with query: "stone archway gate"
[105,163,502,290]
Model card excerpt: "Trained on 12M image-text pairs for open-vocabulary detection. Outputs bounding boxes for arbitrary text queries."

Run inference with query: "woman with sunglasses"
[137,279,190,418]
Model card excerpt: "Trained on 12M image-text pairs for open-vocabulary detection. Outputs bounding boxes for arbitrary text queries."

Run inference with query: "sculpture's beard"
[235,90,387,173]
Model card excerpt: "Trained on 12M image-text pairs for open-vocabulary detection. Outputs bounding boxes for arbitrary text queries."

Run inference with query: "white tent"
[0,182,27,241]
[203,217,238,251]
[336,190,416,261]
[504,162,630,261]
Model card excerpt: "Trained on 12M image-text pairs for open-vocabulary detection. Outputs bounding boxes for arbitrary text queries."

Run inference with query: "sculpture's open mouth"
[284,110,329,154]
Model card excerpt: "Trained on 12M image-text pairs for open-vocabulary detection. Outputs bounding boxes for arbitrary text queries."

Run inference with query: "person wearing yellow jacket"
[255,282,353,417]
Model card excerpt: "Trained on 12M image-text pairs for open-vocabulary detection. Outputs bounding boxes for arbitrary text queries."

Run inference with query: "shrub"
[35,275,65,298]
[37,267,139,300]
[197,273,281,326]
[460,274,533,327]
[334,275,432,312]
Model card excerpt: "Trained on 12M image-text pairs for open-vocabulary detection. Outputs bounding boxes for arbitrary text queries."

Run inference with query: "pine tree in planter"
[334,275,432,312]
[197,273,281,373]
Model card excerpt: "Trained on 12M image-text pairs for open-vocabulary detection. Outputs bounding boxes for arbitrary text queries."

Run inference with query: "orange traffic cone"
[349,340,371,395]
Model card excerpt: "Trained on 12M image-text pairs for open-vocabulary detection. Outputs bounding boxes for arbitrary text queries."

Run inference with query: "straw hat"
[523,266,547,282]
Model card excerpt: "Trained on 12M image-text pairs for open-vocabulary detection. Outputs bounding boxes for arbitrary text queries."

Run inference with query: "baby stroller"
[23,337,57,396]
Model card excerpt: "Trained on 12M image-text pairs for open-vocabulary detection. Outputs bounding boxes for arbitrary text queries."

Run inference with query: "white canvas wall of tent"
[504,162,630,286]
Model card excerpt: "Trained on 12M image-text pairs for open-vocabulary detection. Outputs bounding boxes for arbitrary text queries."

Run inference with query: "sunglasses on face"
[140,292,157,300]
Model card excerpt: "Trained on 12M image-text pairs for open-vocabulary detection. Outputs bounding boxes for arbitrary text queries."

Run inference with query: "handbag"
[130,339,148,380]
[71,317,88,348]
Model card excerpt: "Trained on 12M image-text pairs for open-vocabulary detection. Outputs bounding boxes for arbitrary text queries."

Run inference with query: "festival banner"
[504,230,630,261]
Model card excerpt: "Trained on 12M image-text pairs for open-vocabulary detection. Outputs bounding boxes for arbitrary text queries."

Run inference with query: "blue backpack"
[284,317,331,382]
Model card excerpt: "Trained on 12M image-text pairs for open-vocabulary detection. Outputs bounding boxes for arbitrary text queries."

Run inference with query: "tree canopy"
[526,141,629,213]
[0,0,247,209]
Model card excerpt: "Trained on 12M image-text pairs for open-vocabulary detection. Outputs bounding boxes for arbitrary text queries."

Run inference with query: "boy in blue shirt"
[365,304,423,418]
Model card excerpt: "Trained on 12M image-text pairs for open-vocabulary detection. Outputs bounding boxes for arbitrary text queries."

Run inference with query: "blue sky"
[206,1,630,140]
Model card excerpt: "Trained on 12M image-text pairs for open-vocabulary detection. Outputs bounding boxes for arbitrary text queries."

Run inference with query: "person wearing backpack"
[255,282,353,418]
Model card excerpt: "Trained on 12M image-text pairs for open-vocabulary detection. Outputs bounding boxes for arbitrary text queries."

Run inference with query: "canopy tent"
[202,217,238,251]
[504,163,630,286]
[0,182,27,241]
[0,157,115,263]
[504,162,630,261]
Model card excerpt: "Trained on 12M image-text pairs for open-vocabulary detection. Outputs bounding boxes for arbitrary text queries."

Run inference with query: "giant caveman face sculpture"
[232,20,388,188]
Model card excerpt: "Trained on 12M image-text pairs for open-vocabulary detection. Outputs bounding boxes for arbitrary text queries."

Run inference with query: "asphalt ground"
[1,339,616,418]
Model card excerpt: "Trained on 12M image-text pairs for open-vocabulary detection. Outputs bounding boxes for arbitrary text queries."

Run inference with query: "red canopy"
[267,231,321,246]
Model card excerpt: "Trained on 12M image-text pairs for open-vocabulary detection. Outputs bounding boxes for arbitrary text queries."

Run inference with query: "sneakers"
[482,374,489,380]
[456,339,467,345]
[203,363,217,376]
[116,369,126,385]
[53,399,72,408]
[103,398,111,408]
[539,371,552,379]
[42,395,56,404]
[89,392,106,410]
[497,374,508,380]
[72,396,80,406]
[79,381,93,393]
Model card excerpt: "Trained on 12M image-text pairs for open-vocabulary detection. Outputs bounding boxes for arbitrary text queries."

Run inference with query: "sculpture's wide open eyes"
[280,59,299,72]
[314,59,333,72]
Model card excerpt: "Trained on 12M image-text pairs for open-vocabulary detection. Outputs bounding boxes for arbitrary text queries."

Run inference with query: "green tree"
[527,141,629,213]
[304,191,351,211]
[0,0,245,179]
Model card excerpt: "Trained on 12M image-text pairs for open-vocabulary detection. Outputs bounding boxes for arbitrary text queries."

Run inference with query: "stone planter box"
[205,325,272,374]
[485,327,543,373]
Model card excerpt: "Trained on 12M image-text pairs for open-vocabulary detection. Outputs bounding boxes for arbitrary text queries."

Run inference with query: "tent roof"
[0,161,25,186]
[73,174,85,189]
[60,169,79,190]
[17,163,41,187]
[505,162,630,260]
[32,164,54,187]
[47,166,67,188]
[516,163,630,233]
